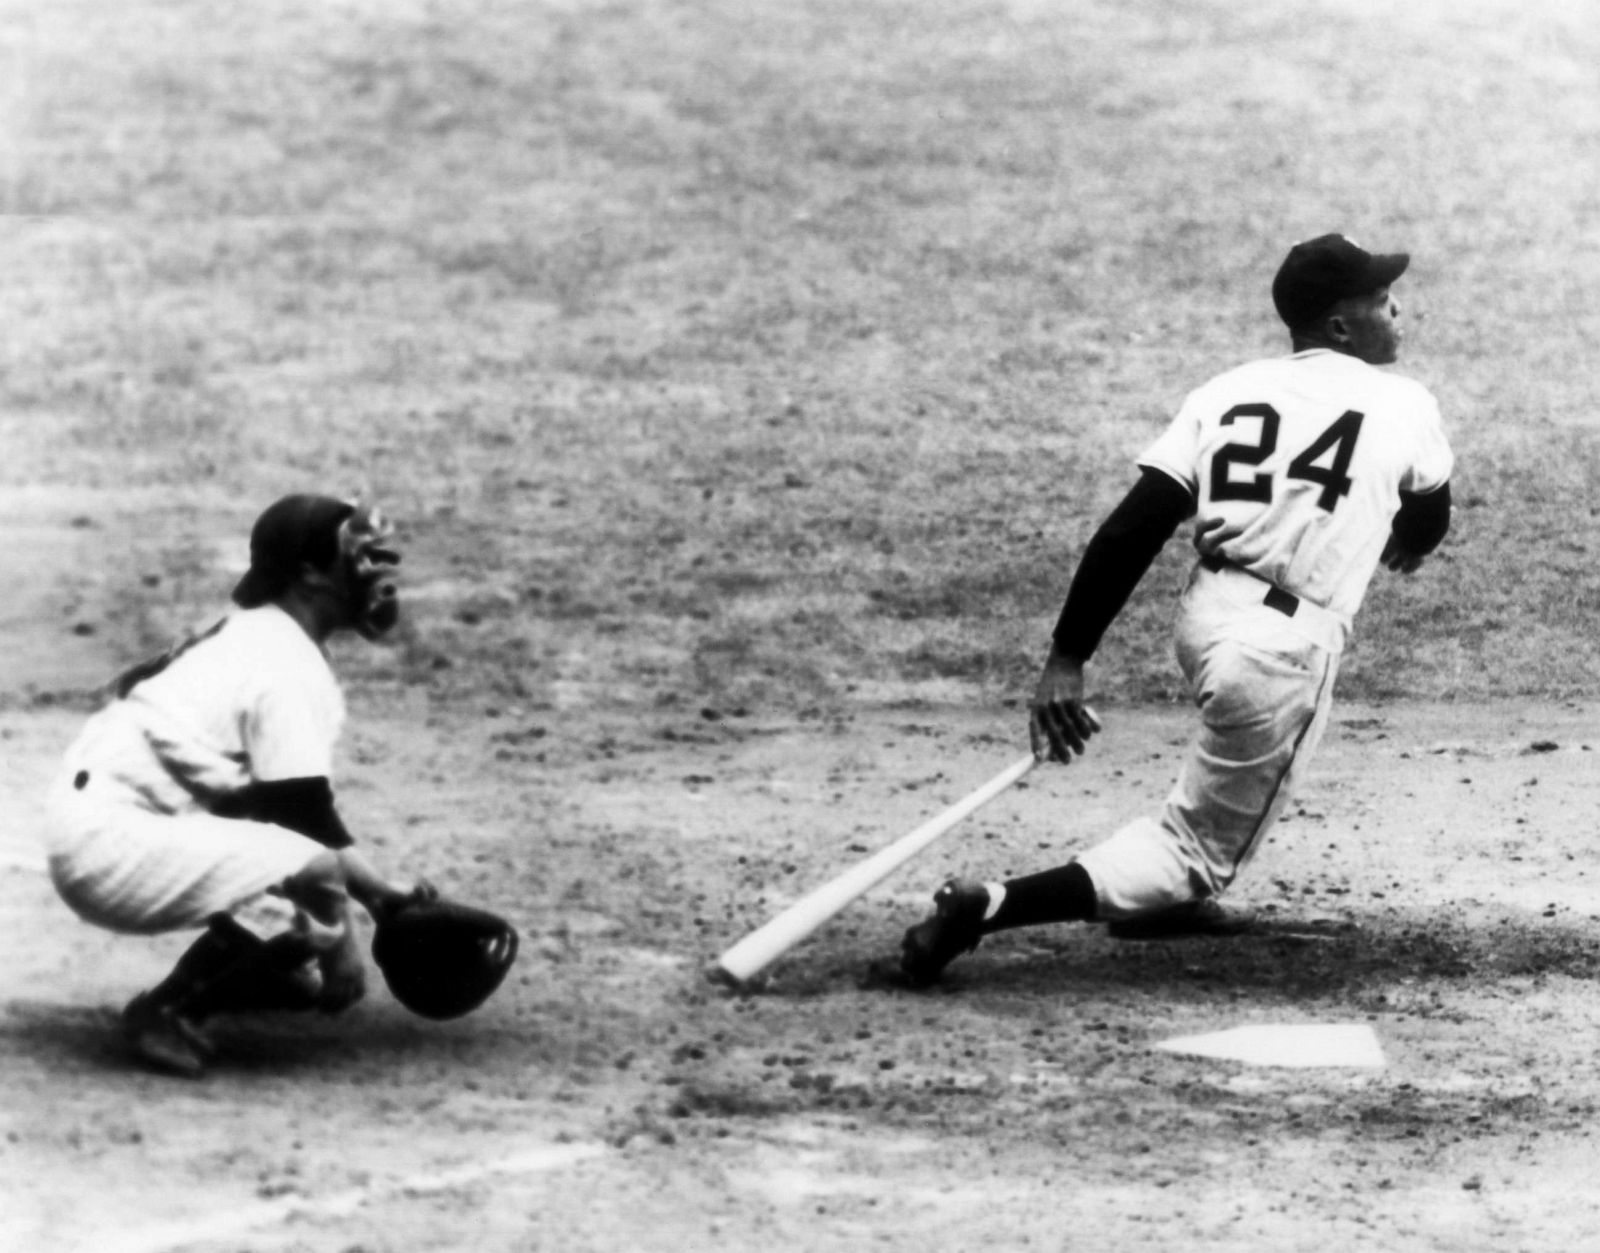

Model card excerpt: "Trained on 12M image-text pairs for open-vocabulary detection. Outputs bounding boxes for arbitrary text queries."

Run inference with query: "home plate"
[1154,1023,1384,1069]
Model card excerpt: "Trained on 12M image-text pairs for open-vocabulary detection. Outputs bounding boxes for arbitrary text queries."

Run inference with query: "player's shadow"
[0,1000,132,1076]
[0,997,521,1081]
[759,902,1600,1002]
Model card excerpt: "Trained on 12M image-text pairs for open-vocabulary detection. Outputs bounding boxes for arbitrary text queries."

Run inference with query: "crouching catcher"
[45,493,436,1077]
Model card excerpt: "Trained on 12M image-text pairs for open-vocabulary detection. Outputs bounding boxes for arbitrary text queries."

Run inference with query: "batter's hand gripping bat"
[713,752,1042,986]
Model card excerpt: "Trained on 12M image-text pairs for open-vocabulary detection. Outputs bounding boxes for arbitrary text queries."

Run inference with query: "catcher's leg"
[129,917,325,1074]
[148,851,356,1024]
[168,918,328,1019]
[124,914,319,1076]
[282,851,367,1013]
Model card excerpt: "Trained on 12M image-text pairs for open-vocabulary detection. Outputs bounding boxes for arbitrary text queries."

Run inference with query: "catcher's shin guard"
[168,916,325,1019]
[145,915,256,1003]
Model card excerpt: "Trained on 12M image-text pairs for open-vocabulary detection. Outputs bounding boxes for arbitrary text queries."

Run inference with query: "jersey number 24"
[1209,403,1364,512]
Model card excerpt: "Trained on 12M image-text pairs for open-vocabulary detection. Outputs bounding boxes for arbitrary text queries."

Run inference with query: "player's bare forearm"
[335,847,397,914]
[1029,645,1102,764]
[337,846,436,921]
[315,900,367,1012]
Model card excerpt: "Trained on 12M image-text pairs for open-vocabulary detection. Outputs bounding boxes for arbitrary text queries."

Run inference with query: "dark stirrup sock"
[179,935,328,1018]
[162,920,327,1019]
[982,862,1098,933]
[143,915,260,1007]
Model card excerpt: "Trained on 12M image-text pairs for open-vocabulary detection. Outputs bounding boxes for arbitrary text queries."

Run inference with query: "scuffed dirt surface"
[8,694,1600,1252]
[4,487,1600,1252]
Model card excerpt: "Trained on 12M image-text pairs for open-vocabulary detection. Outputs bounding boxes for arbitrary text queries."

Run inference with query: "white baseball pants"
[1076,561,1348,919]
[45,767,325,941]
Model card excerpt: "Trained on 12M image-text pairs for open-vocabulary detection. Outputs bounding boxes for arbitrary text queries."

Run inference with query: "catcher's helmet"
[372,898,519,1020]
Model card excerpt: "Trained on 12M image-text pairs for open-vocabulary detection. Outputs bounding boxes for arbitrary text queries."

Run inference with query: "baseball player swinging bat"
[713,751,1043,986]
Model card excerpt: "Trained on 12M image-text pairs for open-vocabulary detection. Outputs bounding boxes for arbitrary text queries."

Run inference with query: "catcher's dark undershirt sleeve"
[1051,468,1195,661]
[1391,481,1451,555]
[210,777,355,849]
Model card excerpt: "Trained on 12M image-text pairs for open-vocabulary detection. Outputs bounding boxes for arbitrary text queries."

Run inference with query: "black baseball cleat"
[169,1012,218,1061]
[1106,897,1256,941]
[900,879,990,986]
[121,992,209,1078]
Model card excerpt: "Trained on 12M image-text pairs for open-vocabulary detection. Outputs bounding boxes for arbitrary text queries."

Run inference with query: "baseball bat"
[714,751,1041,985]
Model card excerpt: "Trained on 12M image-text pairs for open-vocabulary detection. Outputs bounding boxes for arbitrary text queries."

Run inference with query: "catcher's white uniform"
[1076,348,1453,916]
[46,605,346,938]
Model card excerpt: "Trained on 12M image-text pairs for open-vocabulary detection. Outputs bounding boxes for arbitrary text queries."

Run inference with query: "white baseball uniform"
[46,605,347,938]
[1076,348,1453,917]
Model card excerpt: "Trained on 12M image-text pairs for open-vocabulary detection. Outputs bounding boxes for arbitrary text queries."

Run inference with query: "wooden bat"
[713,752,1041,986]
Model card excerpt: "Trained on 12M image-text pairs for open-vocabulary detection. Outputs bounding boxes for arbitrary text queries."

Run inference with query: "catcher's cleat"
[121,993,209,1078]
[168,1011,219,1060]
[900,879,989,987]
[1106,897,1256,941]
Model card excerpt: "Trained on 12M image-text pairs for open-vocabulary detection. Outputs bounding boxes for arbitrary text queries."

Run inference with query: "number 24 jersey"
[1138,347,1454,620]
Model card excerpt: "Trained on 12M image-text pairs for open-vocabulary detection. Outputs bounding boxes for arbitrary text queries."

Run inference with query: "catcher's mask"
[337,501,401,639]
[232,493,402,639]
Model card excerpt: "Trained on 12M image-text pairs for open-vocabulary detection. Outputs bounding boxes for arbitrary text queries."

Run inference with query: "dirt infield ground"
[7,0,1600,1249]
[7,501,1600,1253]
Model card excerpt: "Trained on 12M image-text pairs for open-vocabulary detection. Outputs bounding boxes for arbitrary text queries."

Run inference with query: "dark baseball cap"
[1271,234,1409,331]
[232,494,355,608]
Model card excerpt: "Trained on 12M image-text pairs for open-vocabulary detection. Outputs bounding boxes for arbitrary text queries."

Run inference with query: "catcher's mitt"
[371,897,519,1020]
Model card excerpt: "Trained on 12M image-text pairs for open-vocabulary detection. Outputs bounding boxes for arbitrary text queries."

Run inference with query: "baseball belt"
[1196,554,1349,652]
